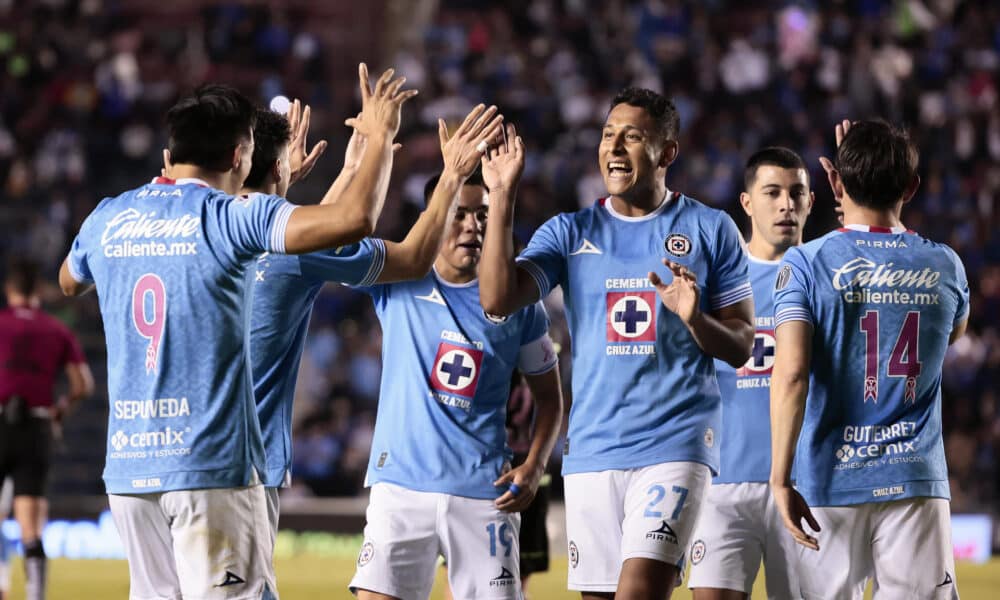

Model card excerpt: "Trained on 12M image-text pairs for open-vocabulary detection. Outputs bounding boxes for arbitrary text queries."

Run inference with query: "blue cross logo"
[615,299,649,334]
[751,335,775,368]
[439,352,473,386]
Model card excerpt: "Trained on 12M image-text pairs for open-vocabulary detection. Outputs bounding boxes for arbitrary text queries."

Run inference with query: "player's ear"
[231,143,243,171]
[271,159,282,184]
[901,174,920,205]
[739,191,753,217]
[659,140,679,168]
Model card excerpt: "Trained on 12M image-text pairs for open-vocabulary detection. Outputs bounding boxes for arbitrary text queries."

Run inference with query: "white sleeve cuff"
[269,202,298,254]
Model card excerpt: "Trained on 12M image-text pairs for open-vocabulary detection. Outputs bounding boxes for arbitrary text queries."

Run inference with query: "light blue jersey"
[517,193,752,475]
[715,255,778,484]
[774,224,969,506]
[249,240,385,487]
[360,270,555,499]
[66,177,296,494]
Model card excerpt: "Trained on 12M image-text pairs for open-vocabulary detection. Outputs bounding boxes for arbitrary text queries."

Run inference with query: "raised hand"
[344,63,418,141]
[286,99,329,185]
[438,104,504,180]
[772,484,821,550]
[481,122,526,193]
[819,119,851,224]
[649,259,700,325]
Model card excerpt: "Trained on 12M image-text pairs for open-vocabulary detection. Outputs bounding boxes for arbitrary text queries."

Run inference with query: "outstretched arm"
[282,64,417,254]
[377,105,504,282]
[479,124,541,315]
[769,320,821,550]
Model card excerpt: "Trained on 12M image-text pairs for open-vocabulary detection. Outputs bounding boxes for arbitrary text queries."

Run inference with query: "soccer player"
[241,102,503,539]
[349,133,564,600]
[770,120,969,598]
[0,258,94,600]
[687,148,813,600]
[58,65,413,599]
[479,89,755,599]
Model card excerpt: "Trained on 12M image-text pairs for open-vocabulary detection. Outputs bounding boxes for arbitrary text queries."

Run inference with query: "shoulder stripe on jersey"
[709,281,753,311]
[837,225,914,234]
[65,259,91,285]
[269,202,297,254]
[515,257,551,298]
[358,239,387,286]
[775,306,813,327]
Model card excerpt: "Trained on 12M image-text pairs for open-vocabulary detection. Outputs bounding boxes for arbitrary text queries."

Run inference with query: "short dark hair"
[5,258,39,296]
[243,109,293,189]
[609,87,680,142]
[166,84,257,172]
[744,146,808,191]
[423,170,488,204]
[836,120,919,210]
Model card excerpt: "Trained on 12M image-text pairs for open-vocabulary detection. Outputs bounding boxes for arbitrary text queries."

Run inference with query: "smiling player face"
[438,183,489,277]
[599,103,670,203]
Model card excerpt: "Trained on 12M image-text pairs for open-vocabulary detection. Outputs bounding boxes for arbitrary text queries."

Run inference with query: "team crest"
[569,541,579,568]
[704,427,715,448]
[690,540,706,565]
[775,264,792,290]
[430,342,484,398]
[664,233,692,257]
[736,330,776,376]
[483,310,508,325]
[357,541,375,566]
[606,291,657,342]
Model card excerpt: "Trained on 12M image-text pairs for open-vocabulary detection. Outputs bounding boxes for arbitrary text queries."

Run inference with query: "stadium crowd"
[0,0,997,511]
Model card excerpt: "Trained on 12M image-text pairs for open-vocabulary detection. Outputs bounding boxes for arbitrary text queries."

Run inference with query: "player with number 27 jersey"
[66,178,295,494]
[774,225,968,506]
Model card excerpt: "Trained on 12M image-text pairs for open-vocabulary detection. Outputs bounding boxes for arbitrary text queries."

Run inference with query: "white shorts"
[563,461,711,593]
[797,497,958,599]
[265,487,279,546]
[109,484,277,600]
[350,482,522,600]
[687,482,799,598]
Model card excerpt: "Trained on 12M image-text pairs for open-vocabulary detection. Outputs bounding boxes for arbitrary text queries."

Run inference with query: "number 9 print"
[132,274,166,374]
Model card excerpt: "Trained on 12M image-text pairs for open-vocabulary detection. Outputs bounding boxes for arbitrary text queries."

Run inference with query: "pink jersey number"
[859,310,922,404]
[132,274,166,374]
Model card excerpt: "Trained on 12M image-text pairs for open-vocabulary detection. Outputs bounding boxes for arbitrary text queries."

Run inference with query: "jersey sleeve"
[65,203,107,284]
[945,246,971,325]
[516,215,568,298]
[707,211,753,311]
[517,302,557,375]
[773,247,815,327]
[299,238,386,286]
[215,192,298,261]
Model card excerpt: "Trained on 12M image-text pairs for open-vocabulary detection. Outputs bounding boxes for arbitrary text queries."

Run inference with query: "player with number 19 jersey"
[517,192,751,476]
[66,177,296,494]
[359,271,554,498]
[774,225,969,506]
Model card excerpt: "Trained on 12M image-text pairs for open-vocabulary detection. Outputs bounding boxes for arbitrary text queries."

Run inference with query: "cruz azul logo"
[606,291,656,342]
[102,208,200,258]
[430,341,484,410]
[736,330,775,376]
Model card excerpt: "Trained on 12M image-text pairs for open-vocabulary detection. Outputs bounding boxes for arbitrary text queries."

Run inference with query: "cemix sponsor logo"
[111,427,189,451]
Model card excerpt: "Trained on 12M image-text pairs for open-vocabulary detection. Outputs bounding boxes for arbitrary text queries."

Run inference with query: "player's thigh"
[349,483,440,600]
[440,495,521,599]
[688,483,767,595]
[621,461,711,566]
[563,470,628,592]
[108,493,182,600]
[163,485,276,600]
[795,504,871,600]
[264,487,279,555]
[762,486,802,600]
[870,498,958,599]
